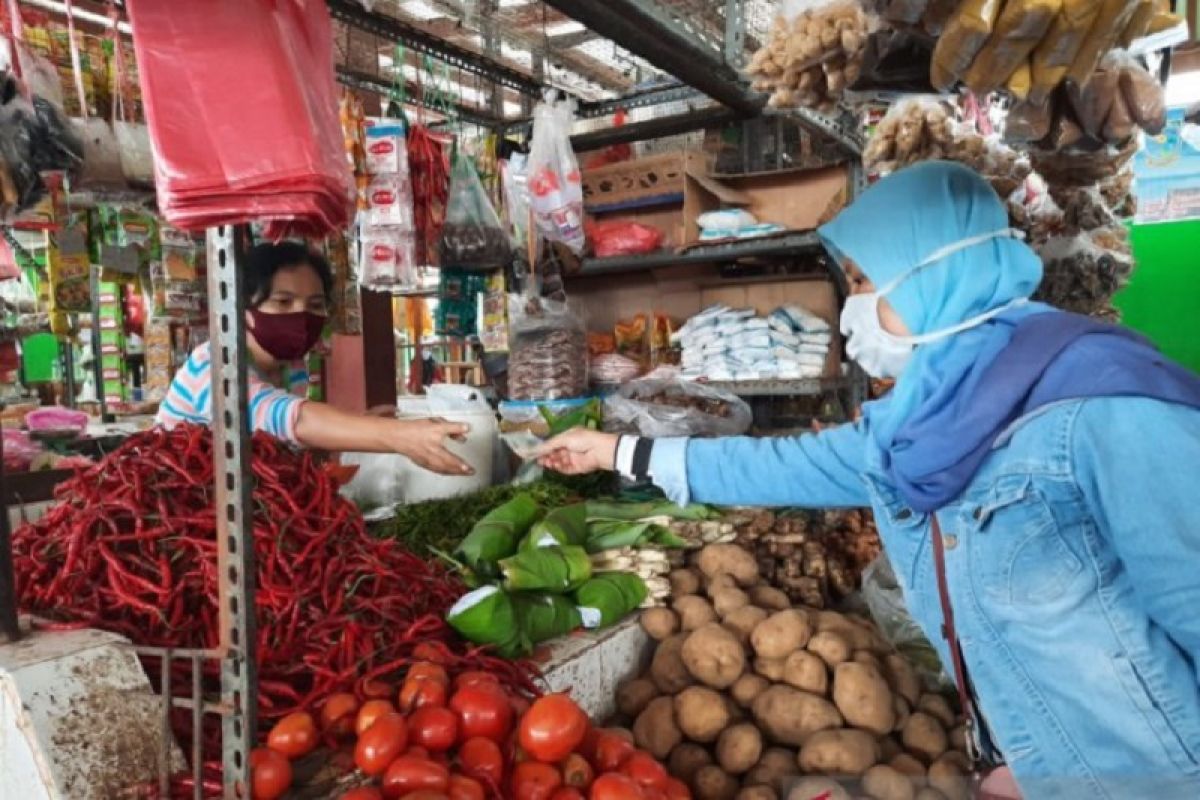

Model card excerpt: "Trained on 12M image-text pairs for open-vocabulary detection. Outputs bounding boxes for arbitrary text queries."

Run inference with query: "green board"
[22,333,60,384]
[1115,220,1200,373]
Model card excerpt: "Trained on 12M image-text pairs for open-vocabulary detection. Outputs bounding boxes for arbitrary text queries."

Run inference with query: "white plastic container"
[396,405,497,503]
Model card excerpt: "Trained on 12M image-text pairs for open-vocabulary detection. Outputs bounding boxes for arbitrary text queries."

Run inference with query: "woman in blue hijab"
[541,162,1200,799]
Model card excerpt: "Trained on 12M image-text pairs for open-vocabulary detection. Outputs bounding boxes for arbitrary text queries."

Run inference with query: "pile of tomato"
[248,661,690,800]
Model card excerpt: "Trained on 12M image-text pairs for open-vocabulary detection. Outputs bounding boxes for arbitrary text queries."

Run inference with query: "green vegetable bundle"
[447,586,582,659]
[499,545,592,592]
[455,494,544,579]
[573,573,648,629]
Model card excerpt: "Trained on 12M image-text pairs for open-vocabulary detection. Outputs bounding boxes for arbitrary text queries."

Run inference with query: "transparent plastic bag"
[929,0,1003,91]
[604,376,752,438]
[506,293,588,402]
[528,98,585,254]
[115,121,154,187]
[961,0,1060,95]
[860,555,953,691]
[438,151,511,270]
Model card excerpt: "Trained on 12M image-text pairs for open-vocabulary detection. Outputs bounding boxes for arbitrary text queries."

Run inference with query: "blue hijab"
[818,162,1200,511]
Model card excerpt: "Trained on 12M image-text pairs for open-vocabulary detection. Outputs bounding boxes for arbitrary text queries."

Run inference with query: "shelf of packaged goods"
[575,230,825,277]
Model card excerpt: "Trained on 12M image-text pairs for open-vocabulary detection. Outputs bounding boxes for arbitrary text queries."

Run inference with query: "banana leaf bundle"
[573,573,648,629]
[499,544,593,592]
[455,493,544,579]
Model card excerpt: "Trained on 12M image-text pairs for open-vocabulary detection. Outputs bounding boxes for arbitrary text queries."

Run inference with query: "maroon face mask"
[248,309,326,361]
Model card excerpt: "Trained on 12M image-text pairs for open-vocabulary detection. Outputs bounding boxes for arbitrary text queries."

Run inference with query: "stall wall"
[1115,220,1200,372]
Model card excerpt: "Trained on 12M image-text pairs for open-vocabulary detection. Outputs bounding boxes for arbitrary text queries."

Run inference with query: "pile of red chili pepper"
[406,122,449,266]
[12,424,538,724]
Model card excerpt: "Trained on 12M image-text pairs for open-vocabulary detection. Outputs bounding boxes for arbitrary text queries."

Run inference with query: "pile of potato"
[864,99,1031,199]
[617,543,970,800]
[726,509,880,610]
[746,1,872,112]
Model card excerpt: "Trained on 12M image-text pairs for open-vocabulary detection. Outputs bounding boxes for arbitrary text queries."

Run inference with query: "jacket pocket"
[967,476,1085,607]
[1111,653,1200,774]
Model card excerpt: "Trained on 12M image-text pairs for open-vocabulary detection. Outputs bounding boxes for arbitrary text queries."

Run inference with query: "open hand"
[395,418,473,475]
[537,428,619,475]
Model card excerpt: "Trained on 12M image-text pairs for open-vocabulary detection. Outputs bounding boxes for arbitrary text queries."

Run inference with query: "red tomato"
[590,773,644,800]
[622,752,668,790]
[403,793,450,800]
[266,711,318,759]
[512,761,562,800]
[409,706,459,752]
[381,755,450,799]
[408,746,430,758]
[354,713,409,777]
[355,699,396,737]
[249,747,292,800]
[339,789,384,800]
[561,753,594,789]
[519,695,590,764]
[662,778,690,800]
[448,774,486,800]
[591,731,636,773]
[453,670,499,690]
[510,694,532,718]
[450,684,514,743]
[401,675,449,712]
[360,679,393,699]
[321,693,361,738]
[408,661,451,685]
[550,789,587,800]
[458,736,505,787]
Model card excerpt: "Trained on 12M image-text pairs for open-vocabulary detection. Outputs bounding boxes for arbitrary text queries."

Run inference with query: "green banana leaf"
[447,586,583,658]
[584,519,657,553]
[455,494,544,575]
[648,526,687,548]
[500,545,593,593]
[446,585,519,650]
[584,500,717,522]
[522,503,590,550]
[573,573,648,629]
[511,593,583,649]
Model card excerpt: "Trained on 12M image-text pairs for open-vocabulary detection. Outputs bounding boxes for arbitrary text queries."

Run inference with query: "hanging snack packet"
[438,151,511,270]
[1065,0,1141,88]
[930,0,1003,91]
[528,99,585,254]
[1029,0,1104,104]
[962,0,1062,95]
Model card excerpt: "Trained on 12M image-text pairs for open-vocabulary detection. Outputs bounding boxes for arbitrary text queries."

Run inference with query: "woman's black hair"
[243,242,334,307]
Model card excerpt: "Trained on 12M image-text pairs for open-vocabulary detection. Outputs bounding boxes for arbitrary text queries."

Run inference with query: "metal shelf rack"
[574,231,826,277]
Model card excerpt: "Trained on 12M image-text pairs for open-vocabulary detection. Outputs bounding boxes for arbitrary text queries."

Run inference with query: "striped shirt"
[155,343,308,443]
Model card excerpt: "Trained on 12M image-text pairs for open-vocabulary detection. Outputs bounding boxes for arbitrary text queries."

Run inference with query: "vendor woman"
[157,242,471,475]
[540,162,1200,798]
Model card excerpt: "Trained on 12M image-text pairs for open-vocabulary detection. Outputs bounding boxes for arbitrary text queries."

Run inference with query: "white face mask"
[839,229,1027,379]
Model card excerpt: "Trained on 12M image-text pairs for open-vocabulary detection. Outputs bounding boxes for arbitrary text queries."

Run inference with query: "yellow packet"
[930,0,1004,91]
[1029,0,1104,104]
[963,0,1061,94]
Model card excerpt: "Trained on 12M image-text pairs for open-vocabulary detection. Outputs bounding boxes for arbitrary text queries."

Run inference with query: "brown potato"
[782,650,829,696]
[697,544,760,587]
[641,607,680,641]
[948,725,967,753]
[725,606,769,644]
[832,662,896,736]
[889,753,926,781]
[814,611,878,652]
[862,764,916,800]
[731,673,771,708]
[676,596,719,632]
[713,587,752,618]
[683,623,747,689]
[675,686,731,743]
[893,696,912,734]
[651,634,696,694]
[884,655,921,707]
[671,568,702,597]
[693,764,740,800]
[914,789,948,800]
[669,742,714,783]
[616,678,659,719]
[808,631,853,668]
[737,788,777,800]
[755,657,788,682]
[901,713,949,763]
[853,650,885,672]
[797,728,880,776]
[751,685,843,747]
[752,609,813,660]
[749,585,791,611]
[927,753,971,800]
[786,777,851,800]
[717,723,764,774]
[745,747,798,790]
[633,696,682,760]
[916,695,956,730]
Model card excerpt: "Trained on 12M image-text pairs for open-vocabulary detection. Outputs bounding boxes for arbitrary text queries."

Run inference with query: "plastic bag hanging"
[528,97,585,255]
[438,149,511,270]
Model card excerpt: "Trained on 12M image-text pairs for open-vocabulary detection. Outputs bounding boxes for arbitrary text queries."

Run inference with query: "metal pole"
[723,0,746,68]
[0,420,19,642]
[206,225,257,799]
[91,266,112,422]
[61,337,76,409]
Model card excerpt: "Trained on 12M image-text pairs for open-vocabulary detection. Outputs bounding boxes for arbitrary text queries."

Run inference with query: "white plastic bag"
[115,121,154,187]
[528,98,585,254]
[71,118,126,190]
[604,376,753,438]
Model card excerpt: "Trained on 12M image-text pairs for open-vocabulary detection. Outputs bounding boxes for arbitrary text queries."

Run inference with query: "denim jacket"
[649,397,1200,799]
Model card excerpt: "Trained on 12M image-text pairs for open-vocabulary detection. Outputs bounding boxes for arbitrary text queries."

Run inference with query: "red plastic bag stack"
[588,219,664,258]
[124,0,353,238]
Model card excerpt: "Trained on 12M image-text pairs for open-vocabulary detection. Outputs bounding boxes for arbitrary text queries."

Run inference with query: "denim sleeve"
[1072,397,1200,664]
[647,422,871,508]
